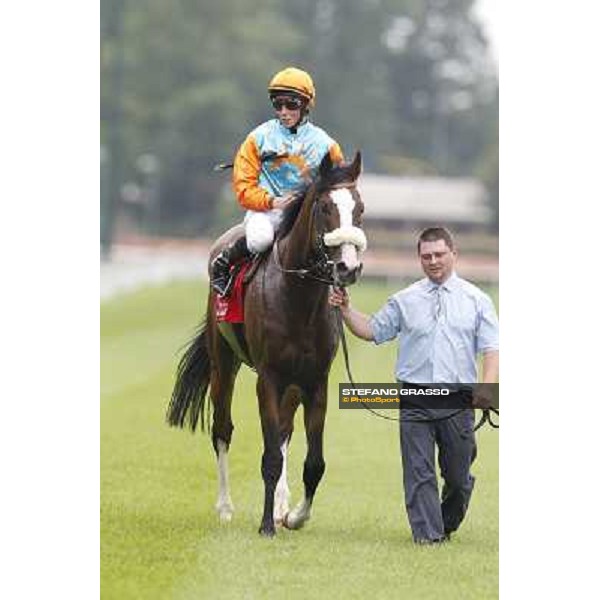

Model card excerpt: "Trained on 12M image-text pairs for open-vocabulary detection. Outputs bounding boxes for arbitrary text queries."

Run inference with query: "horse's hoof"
[259,524,276,537]
[218,510,233,523]
[282,512,304,530]
[216,501,234,523]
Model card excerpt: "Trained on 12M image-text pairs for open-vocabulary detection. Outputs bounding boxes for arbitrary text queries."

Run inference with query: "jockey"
[211,66,344,296]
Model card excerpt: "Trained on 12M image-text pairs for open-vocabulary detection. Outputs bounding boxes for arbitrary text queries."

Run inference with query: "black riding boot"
[211,236,251,297]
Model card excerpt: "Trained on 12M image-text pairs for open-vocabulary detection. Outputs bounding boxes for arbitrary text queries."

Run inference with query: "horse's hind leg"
[209,328,241,522]
[284,379,327,530]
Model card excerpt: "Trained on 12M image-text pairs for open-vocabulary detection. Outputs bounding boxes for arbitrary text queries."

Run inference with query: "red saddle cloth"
[215,261,252,323]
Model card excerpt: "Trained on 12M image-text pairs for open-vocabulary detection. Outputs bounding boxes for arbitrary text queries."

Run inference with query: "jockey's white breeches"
[244,209,284,253]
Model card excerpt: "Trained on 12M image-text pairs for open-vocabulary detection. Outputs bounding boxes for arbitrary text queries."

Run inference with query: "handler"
[329,226,499,544]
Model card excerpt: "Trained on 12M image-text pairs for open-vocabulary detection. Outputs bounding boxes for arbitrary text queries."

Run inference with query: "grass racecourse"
[101,279,499,599]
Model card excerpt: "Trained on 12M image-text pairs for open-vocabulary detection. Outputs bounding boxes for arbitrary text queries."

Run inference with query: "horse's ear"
[349,150,362,181]
[319,152,334,178]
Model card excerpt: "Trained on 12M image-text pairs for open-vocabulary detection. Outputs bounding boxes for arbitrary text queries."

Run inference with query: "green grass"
[101,280,498,599]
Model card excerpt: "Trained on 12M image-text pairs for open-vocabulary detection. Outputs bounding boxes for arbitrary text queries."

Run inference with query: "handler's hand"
[329,287,349,309]
[271,193,296,210]
[472,383,497,409]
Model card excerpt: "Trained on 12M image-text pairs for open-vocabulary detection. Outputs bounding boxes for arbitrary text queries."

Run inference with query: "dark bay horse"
[167,151,366,536]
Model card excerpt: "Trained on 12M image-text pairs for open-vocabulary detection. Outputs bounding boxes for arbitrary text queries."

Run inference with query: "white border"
[2,3,98,598]
[501,1,600,596]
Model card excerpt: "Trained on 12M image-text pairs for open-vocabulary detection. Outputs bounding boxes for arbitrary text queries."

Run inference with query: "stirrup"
[212,274,234,297]
[211,252,233,297]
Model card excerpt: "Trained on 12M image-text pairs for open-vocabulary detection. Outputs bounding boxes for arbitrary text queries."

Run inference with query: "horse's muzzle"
[334,261,363,286]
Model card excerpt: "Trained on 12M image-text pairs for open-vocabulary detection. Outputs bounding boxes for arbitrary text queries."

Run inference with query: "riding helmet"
[268,67,316,108]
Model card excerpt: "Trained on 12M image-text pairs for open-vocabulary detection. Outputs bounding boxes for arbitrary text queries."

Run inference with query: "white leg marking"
[274,439,291,524]
[215,439,234,522]
[283,496,312,530]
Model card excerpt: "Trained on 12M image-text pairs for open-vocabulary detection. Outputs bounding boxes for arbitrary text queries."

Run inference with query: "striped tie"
[432,286,443,320]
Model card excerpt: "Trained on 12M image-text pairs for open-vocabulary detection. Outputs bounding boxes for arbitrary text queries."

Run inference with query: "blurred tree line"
[101,0,498,250]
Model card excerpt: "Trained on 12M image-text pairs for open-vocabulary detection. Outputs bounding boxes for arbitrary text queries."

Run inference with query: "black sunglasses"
[271,97,304,111]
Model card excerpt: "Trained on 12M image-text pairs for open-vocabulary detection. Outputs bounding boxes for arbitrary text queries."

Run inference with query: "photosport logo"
[338,383,499,410]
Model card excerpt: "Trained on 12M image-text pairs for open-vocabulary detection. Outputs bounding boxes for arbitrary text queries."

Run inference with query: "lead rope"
[334,306,498,431]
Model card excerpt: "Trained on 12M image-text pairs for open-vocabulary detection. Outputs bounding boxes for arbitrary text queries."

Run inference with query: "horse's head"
[315,151,366,287]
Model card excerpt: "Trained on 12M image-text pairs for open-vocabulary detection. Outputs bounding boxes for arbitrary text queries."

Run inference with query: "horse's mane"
[276,161,358,240]
[276,185,310,240]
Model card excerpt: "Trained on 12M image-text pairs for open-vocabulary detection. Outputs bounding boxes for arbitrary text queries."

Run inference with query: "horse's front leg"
[284,379,327,530]
[274,388,300,525]
[257,373,284,537]
[273,438,291,525]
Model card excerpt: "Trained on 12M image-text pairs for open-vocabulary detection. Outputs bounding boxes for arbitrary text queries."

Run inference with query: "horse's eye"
[321,203,332,216]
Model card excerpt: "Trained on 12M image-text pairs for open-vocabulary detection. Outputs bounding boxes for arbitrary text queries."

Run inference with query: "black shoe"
[211,236,251,297]
[414,535,450,545]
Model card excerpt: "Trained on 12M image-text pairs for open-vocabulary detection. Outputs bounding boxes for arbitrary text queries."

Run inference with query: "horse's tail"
[166,321,212,433]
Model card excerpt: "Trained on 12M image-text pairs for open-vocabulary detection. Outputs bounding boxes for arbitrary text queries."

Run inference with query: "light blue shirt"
[369,273,499,385]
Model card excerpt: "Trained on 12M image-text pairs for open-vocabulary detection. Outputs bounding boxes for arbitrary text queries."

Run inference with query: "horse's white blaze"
[330,189,355,229]
[323,188,367,253]
[284,496,312,530]
[274,439,291,523]
[340,242,360,270]
[215,439,234,522]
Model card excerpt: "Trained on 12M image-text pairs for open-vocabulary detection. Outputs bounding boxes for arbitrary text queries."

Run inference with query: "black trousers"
[399,386,477,541]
